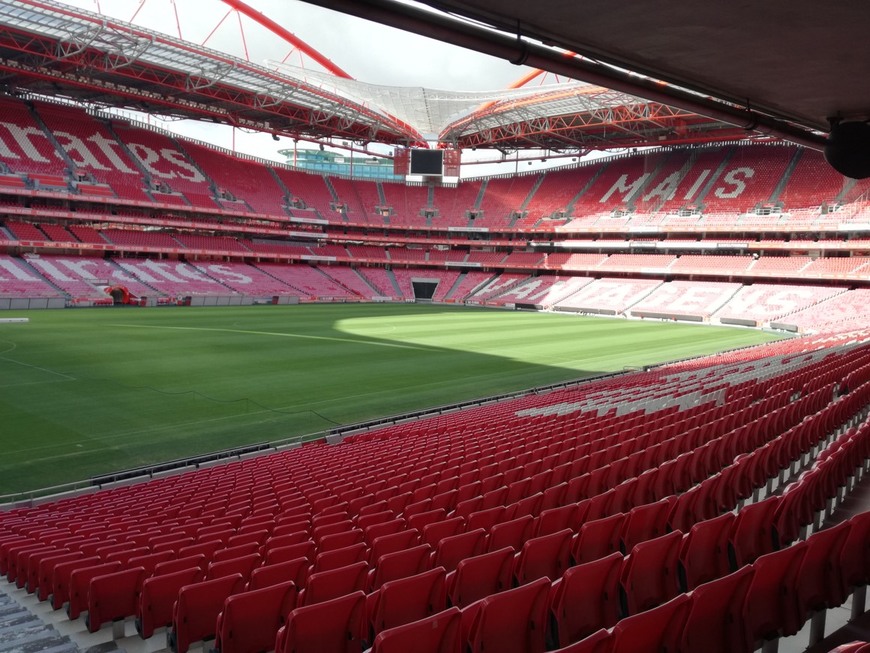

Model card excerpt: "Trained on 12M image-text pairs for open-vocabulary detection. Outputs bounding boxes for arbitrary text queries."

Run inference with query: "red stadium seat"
[462,577,550,653]
[432,529,487,573]
[298,560,369,606]
[549,552,623,647]
[170,573,246,653]
[729,496,781,568]
[620,498,672,553]
[610,593,690,653]
[680,566,754,653]
[312,542,368,574]
[487,515,535,553]
[206,552,261,581]
[248,556,310,591]
[742,541,809,650]
[137,566,203,639]
[572,514,625,565]
[85,566,146,633]
[276,590,366,653]
[514,528,573,585]
[795,521,852,644]
[369,543,433,591]
[370,607,461,653]
[67,560,122,620]
[213,580,297,653]
[368,529,421,565]
[446,546,514,609]
[366,566,447,641]
[678,512,735,590]
[619,530,683,616]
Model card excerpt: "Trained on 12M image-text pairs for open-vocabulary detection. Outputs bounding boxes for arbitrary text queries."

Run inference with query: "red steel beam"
[220,0,353,79]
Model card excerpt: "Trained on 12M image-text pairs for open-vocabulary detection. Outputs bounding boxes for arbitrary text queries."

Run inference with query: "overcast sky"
[57,0,572,175]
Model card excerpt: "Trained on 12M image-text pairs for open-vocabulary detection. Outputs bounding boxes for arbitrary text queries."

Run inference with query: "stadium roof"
[300,0,870,152]
[1,0,865,155]
[0,0,761,152]
[0,0,427,146]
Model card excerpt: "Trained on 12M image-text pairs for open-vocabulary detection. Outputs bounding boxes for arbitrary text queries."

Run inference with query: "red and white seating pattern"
[0,98,68,178]
[112,259,234,296]
[629,281,742,319]
[189,262,296,296]
[713,284,845,324]
[555,278,662,314]
[255,264,358,300]
[775,289,870,332]
[25,256,157,299]
[111,124,217,209]
[486,275,594,308]
[442,271,494,302]
[35,103,151,202]
[0,255,63,297]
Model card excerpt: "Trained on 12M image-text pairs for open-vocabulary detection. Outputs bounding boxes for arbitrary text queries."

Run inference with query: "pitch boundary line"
[106,323,430,351]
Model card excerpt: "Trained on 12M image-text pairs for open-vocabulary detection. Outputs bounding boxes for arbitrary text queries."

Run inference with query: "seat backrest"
[466,506,506,533]
[620,499,672,553]
[277,590,365,653]
[299,560,369,606]
[207,552,261,581]
[370,544,432,591]
[370,606,461,653]
[368,566,447,639]
[313,542,368,575]
[214,580,297,653]
[86,566,146,633]
[154,554,207,577]
[137,566,203,639]
[680,566,754,653]
[433,529,486,573]
[422,517,465,547]
[248,556,310,591]
[514,528,573,585]
[549,551,623,648]
[619,530,683,616]
[487,515,535,553]
[265,540,316,565]
[796,520,851,616]
[728,495,781,568]
[678,511,735,591]
[68,561,123,619]
[447,546,514,609]
[572,513,626,565]
[463,576,550,653]
[535,503,579,538]
[611,593,690,653]
[172,573,245,653]
[742,541,808,646]
[369,529,421,564]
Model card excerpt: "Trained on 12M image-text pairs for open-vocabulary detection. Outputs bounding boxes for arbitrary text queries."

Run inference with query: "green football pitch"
[0,304,782,496]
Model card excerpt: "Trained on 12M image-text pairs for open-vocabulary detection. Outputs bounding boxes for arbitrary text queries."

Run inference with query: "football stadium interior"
[1,1,870,652]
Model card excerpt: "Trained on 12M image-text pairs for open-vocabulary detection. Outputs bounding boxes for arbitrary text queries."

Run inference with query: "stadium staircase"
[0,588,80,653]
[769,149,806,206]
